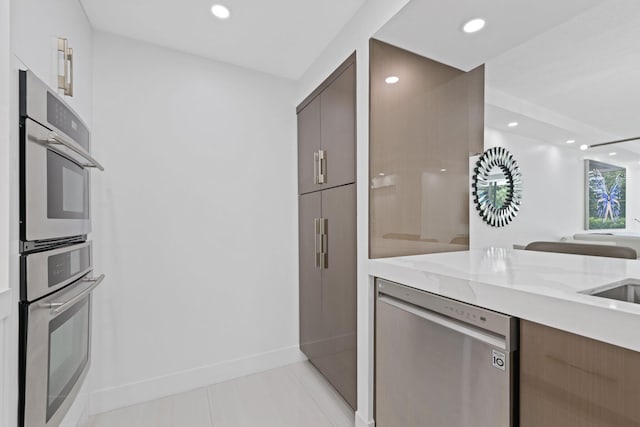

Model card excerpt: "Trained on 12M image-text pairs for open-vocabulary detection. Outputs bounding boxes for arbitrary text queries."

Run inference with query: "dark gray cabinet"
[298,184,357,409]
[297,53,357,410]
[297,55,356,195]
[298,191,322,360]
[297,97,322,195]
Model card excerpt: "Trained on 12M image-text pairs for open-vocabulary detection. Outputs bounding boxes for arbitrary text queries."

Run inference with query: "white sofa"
[573,232,640,258]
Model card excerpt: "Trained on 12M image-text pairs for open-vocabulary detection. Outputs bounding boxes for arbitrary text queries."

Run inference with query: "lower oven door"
[20,273,105,427]
[21,241,93,302]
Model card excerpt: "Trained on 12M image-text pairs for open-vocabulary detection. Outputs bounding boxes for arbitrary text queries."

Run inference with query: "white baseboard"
[355,410,375,427]
[89,345,306,415]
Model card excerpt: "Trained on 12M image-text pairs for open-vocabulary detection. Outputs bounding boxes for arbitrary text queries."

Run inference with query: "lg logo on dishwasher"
[492,350,506,371]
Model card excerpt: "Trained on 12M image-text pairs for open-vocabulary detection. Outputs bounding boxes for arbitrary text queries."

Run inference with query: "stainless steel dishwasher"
[376,279,518,427]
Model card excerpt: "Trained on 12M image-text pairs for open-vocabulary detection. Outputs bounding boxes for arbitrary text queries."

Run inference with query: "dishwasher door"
[376,279,518,427]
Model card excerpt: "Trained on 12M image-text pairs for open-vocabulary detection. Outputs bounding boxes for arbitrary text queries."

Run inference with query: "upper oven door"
[22,118,91,242]
[20,70,103,245]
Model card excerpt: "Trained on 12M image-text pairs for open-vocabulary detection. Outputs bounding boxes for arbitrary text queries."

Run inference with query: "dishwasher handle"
[378,295,509,351]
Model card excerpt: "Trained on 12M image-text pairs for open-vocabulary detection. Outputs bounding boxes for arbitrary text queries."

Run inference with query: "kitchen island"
[356,249,640,427]
[369,248,640,350]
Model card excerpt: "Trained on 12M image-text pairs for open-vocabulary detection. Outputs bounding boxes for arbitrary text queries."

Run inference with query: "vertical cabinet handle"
[314,218,321,268]
[313,150,327,185]
[67,46,74,96]
[314,151,320,184]
[313,218,328,269]
[318,150,326,184]
[57,37,74,97]
[321,218,328,269]
[57,38,68,93]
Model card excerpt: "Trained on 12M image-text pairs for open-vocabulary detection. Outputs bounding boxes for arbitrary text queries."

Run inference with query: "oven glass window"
[47,297,89,421]
[47,150,89,219]
[62,167,84,213]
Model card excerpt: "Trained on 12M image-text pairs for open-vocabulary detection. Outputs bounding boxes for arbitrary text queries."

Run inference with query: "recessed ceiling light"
[507,122,518,127]
[609,152,617,156]
[378,173,385,176]
[211,4,230,19]
[463,18,486,33]
[566,139,575,144]
[580,144,589,151]
[385,76,399,84]
[440,168,447,172]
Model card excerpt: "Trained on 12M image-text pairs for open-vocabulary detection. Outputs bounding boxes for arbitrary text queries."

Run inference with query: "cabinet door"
[369,39,483,258]
[313,184,357,409]
[520,320,640,426]
[298,192,323,360]
[320,64,356,190]
[297,97,322,195]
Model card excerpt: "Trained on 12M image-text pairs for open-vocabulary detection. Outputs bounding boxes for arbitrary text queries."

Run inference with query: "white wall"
[471,128,640,250]
[627,167,640,232]
[11,0,93,122]
[89,32,300,414]
[0,0,9,296]
[88,0,413,421]
[1,0,11,423]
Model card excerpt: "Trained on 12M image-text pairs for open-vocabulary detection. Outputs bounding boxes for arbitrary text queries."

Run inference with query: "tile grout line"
[281,364,336,427]
[287,362,352,427]
[204,387,216,427]
[284,363,333,424]
[295,362,353,411]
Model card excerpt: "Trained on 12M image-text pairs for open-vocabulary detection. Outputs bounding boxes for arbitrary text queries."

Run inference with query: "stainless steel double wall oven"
[18,70,105,427]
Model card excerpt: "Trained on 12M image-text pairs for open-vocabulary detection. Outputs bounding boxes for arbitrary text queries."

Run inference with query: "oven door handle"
[45,274,106,315]
[47,132,105,171]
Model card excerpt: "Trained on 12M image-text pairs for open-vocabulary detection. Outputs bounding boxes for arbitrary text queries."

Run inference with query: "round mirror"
[472,147,522,227]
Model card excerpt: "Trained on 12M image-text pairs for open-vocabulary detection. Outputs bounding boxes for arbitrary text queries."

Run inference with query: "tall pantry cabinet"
[297,54,357,409]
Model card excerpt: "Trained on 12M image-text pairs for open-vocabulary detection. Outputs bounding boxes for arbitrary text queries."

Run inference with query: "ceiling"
[486,105,640,167]
[80,0,366,79]
[376,0,640,158]
[82,0,640,151]
[483,0,640,164]
[486,0,640,139]
[374,0,603,72]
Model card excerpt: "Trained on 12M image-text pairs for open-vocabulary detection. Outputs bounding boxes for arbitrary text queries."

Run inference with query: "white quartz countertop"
[369,249,640,352]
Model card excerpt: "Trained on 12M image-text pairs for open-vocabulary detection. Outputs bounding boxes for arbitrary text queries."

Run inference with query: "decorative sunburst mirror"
[472,147,523,227]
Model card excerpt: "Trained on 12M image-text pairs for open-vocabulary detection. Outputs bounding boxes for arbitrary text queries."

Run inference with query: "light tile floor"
[86,362,355,427]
